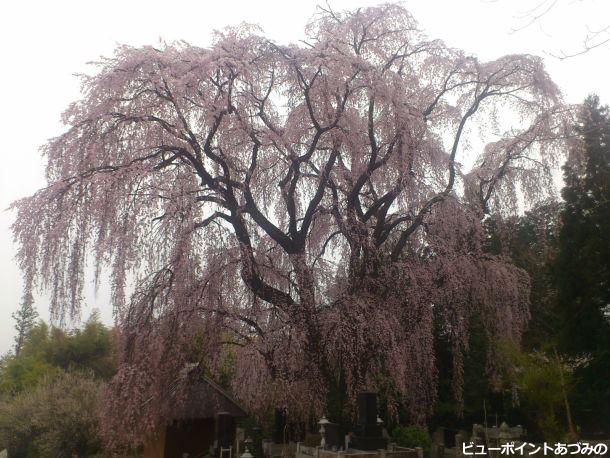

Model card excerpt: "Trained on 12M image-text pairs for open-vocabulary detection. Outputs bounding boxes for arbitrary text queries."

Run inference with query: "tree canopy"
[11,4,571,444]
[555,95,610,354]
[555,95,610,433]
[0,313,114,455]
[0,313,115,394]
[0,371,104,457]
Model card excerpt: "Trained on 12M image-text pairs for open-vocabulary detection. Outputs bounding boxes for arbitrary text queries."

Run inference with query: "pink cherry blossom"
[11,4,572,448]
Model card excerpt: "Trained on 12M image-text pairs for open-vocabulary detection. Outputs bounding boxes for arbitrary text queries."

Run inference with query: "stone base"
[351,436,388,451]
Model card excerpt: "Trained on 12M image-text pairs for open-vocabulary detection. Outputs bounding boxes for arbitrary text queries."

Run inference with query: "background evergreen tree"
[555,95,610,354]
[11,303,38,356]
[555,96,610,435]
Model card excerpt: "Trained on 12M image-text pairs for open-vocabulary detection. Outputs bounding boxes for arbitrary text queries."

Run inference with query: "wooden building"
[144,369,247,458]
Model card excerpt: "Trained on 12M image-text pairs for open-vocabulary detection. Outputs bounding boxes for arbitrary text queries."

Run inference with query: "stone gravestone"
[272,408,287,444]
[432,427,445,446]
[351,392,388,451]
[324,422,345,450]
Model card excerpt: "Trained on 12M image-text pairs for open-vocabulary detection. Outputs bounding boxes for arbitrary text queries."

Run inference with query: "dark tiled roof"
[166,367,248,420]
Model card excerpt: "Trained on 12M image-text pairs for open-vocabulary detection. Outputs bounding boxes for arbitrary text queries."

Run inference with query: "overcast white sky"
[1,0,609,354]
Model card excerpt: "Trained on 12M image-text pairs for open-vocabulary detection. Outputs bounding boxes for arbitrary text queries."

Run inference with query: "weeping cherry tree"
[11,4,571,446]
